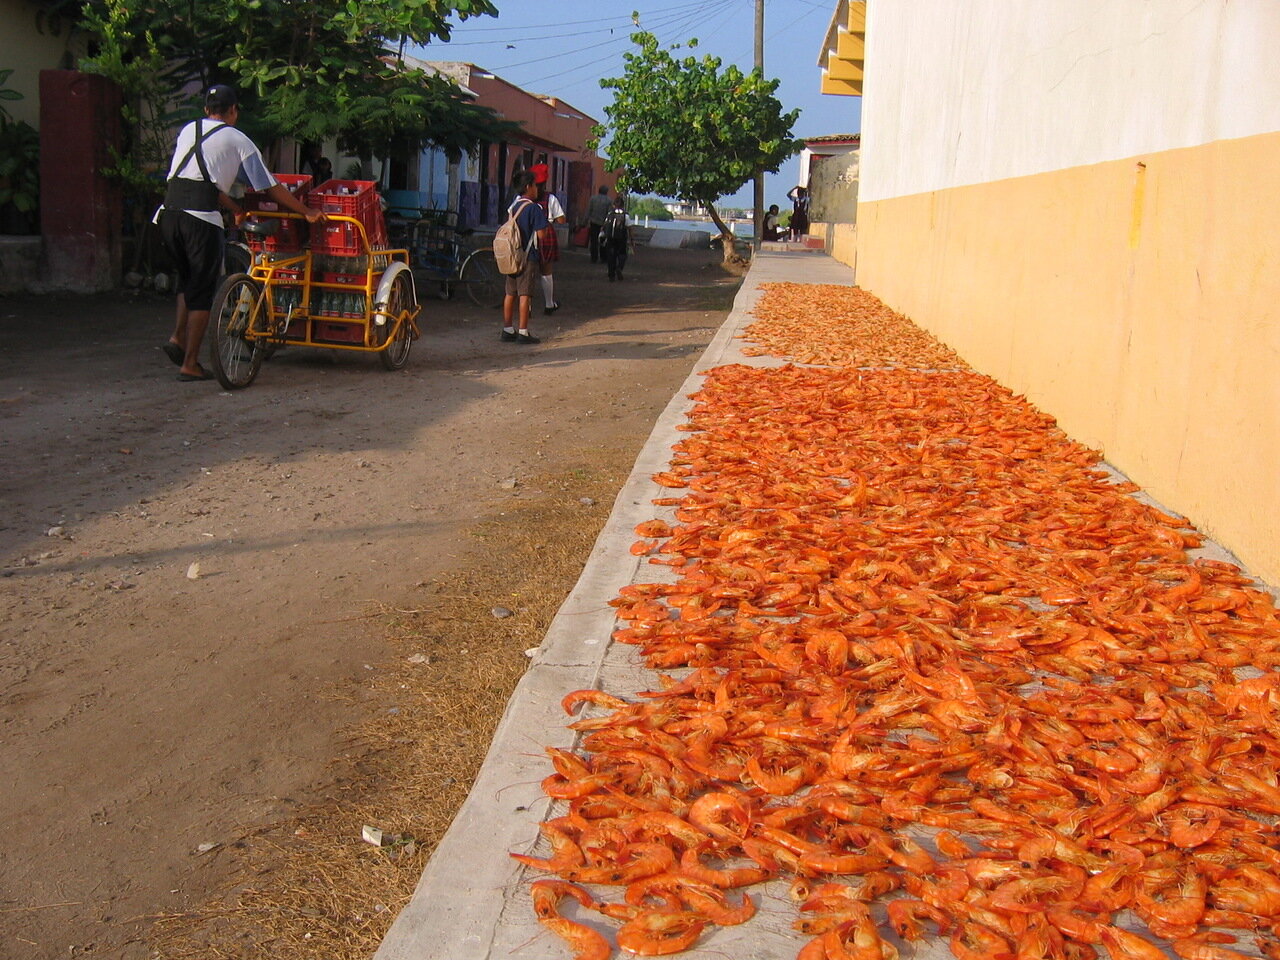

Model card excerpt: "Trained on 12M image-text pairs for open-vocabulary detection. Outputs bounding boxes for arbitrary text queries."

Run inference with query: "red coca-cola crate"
[307,179,387,253]
[314,321,364,344]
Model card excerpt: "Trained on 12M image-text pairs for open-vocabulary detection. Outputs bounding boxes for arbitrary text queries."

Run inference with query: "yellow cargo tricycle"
[207,209,421,390]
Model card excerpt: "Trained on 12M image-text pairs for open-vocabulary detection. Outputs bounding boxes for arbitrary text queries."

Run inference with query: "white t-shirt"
[507,194,565,220]
[156,119,277,227]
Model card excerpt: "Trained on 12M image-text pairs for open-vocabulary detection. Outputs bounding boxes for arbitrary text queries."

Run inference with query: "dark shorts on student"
[504,257,540,298]
[158,209,225,312]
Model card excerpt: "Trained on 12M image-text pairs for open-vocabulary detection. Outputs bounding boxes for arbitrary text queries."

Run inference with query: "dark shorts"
[158,209,224,311]
[504,256,540,298]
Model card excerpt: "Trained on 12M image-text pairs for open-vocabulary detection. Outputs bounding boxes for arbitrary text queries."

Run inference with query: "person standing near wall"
[787,184,810,241]
[586,185,611,264]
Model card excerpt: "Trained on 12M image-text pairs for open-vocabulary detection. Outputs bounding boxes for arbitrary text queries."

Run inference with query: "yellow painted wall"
[0,0,80,129]
[809,221,858,271]
[856,131,1280,583]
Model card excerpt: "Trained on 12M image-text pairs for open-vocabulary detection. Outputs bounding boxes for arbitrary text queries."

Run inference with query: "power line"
[496,0,737,87]
[441,0,711,34]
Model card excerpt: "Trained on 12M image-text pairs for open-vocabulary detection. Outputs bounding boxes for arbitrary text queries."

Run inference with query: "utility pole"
[753,0,765,251]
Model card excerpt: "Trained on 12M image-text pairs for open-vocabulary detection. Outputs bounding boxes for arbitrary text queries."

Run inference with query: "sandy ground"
[0,244,741,959]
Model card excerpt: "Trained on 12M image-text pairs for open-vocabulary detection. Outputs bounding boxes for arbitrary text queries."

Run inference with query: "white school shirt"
[155,119,278,227]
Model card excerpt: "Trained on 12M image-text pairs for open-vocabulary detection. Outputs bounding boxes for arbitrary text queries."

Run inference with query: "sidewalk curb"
[373,253,855,960]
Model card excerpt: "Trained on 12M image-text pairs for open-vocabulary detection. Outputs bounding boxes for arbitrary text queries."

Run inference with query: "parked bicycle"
[385,208,502,308]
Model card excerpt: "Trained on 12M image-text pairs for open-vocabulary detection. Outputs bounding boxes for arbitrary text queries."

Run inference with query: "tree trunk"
[702,200,742,263]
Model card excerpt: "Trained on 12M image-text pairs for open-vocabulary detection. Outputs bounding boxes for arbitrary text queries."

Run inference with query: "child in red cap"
[531,163,564,313]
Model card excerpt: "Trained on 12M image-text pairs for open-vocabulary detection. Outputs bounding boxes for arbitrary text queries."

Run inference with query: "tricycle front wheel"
[208,273,265,389]
[378,271,414,371]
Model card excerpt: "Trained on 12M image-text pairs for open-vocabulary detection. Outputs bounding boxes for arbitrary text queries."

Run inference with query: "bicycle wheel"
[223,241,252,277]
[461,249,503,309]
[208,273,266,389]
[378,271,414,371]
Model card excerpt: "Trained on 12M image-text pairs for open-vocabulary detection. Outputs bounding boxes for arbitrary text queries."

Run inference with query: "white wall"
[861,0,1280,201]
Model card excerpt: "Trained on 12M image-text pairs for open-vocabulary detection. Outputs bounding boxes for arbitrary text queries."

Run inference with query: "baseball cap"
[204,84,238,112]
[531,163,549,184]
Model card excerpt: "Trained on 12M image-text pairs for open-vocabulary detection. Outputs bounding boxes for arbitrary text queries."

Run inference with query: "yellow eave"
[817,0,866,97]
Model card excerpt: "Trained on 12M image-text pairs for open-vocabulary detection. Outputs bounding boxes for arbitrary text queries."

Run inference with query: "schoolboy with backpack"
[497,170,549,344]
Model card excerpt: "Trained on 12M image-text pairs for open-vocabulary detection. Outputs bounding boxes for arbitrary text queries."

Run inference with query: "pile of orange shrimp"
[515,364,1280,960]
[740,283,968,370]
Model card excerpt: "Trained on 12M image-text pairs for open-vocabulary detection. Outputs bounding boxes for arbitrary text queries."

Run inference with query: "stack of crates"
[306,179,389,338]
[307,179,388,260]
[241,173,313,261]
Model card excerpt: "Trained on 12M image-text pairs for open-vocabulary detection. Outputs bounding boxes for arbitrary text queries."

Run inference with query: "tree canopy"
[594,30,801,254]
[80,0,512,159]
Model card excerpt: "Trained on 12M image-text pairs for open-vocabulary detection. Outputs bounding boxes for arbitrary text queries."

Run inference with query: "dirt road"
[0,245,740,958]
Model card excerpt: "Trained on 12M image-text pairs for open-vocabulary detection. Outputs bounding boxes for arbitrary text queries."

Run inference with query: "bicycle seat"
[240,216,280,237]
[453,227,475,237]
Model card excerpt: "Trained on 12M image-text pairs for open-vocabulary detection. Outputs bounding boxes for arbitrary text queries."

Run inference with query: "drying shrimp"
[562,688,631,715]
[615,910,705,956]
[949,921,1013,960]
[687,790,751,840]
[1171,934,1256,960]
[561,842,674,885]
[886,899,951,941]
[530,880,611,960]
[1098,926,1170,960]
[1210,864,1280,916]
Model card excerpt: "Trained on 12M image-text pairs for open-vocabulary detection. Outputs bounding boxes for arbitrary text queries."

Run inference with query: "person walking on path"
[156,84,323,381]
[787,184,810,242]
[601,196,631,282]
[586,185,611,264]
[501,170,550,344]
[530,163,565,315]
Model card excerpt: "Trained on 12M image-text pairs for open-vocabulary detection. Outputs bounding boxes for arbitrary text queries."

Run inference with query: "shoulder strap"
[174,120,224,183]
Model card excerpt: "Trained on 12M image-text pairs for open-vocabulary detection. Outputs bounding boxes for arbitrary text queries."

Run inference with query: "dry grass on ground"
[149,453,630,959]
[740,282,968,369]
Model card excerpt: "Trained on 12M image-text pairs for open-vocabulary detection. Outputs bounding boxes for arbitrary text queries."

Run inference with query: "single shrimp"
[886,898,950,941]
[1046,906,1104,944]
[561,841,674,885]
[511,819,586,872]
[987,875,1075,914]
[615,909,705,956]
[562,688,631,715]
[1172,934,1255,960]
[687,790,751,840]
[1165,804,1223,848]
[678,847,772,891]
[949,921,1014,960]
[1098,926,1169,960]
[1210,864,1280,917]
[530,879,611,960]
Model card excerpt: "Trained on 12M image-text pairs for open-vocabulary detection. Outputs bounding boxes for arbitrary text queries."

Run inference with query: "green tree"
[79,0,512,161]
[626,196,673,221]
[594,30,800,259]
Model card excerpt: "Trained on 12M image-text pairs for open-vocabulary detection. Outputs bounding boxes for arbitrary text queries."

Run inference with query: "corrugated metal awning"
[817,0,865,97]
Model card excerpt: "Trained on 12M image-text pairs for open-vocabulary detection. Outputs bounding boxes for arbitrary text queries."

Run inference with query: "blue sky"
[416,0,862,208]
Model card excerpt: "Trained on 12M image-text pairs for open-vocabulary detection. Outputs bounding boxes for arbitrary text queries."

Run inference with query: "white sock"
[504,326,515,334]
[541,275,555,307]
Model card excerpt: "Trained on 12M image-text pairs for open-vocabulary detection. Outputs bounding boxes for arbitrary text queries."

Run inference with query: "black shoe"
[607,274,615,281]
[500,329,518,341]
[516,331,541,345]
[543,304,559,315]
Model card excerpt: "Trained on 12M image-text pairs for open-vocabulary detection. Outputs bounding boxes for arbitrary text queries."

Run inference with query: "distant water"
[645,219,755,240]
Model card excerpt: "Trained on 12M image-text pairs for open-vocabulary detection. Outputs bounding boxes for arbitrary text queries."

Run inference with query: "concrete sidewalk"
[374,250,855,960]
[374,249,1268,960]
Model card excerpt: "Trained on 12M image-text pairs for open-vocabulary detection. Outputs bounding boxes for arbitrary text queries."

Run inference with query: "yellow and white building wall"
[829,0,1280,584]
